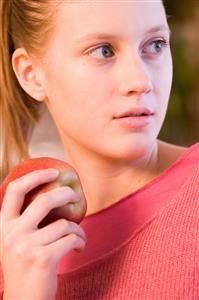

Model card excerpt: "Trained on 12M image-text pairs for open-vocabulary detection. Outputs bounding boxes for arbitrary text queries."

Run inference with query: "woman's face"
[40,0,172,162]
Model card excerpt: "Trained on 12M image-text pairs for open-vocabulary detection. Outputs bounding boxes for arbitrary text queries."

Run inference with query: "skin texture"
[1,1,186,299]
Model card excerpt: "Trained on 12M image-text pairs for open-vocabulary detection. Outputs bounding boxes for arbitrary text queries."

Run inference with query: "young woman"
[0,0,198,299]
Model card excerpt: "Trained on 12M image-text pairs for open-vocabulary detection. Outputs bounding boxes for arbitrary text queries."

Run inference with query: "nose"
[118,53,153,96]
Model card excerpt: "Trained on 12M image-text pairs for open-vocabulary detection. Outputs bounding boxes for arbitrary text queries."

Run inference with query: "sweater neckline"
[58,142,198,274]
[84,142,198,220]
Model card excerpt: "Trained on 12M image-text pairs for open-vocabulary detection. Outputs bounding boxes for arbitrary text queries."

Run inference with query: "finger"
[20,186,79,229]
[46,233,86,265]
[31,219,86,245]
[1,168,59,221]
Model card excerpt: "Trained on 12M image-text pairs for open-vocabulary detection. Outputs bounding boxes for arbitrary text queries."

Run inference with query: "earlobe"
[11,48,46,102]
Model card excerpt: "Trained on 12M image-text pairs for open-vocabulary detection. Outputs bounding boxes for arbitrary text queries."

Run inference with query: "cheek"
[44,73,108,137]
[160,63,173,110]
[150,56,173,132]
[163,53,173,90]
[154,54,173,104]
[47,62,113,118]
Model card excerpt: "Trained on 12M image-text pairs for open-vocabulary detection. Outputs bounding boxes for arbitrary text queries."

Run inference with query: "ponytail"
[0,0,61,182]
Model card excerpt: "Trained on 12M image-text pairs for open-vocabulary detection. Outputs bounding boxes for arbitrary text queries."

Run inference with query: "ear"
[11,48,46,101]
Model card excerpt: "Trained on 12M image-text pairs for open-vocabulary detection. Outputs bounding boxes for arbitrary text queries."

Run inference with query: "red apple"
[0,157,87,227]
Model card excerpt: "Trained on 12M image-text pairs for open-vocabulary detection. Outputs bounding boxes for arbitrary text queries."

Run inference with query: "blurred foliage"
[159,0,198,146]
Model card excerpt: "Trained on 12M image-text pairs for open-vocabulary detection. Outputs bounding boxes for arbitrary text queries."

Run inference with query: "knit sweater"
[0,143,199,299]
[56,143,199,299]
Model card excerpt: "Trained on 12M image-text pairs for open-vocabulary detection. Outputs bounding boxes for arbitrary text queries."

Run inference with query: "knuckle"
[34,249,53,268]
[70,233,78,242]
[14,241,29,258]
[6,179,21,194]
[70,233,84,247]
[37,193,52,210]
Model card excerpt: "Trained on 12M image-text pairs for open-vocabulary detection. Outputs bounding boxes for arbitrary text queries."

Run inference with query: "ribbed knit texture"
[56,165,199,299]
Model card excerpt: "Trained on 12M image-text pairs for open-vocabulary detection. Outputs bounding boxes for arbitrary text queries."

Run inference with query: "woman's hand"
[0,168,86,300]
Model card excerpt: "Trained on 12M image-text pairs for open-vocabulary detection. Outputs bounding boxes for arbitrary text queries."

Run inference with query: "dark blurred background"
[159,0,199,146]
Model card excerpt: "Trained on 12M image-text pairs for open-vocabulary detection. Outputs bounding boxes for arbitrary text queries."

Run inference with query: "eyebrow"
[76,25,171,42]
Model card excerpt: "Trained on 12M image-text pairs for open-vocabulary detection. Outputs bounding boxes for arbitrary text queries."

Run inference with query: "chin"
[105,136,157,162]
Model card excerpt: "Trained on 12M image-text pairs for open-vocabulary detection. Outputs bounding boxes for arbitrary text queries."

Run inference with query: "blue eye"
[143,39,169,55]
[87,44,114,59]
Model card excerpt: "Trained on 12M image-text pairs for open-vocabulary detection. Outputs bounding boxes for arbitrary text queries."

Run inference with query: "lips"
[114,107,154,119]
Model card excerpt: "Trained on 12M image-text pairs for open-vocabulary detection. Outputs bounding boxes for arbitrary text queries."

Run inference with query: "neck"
[63,140,161,216]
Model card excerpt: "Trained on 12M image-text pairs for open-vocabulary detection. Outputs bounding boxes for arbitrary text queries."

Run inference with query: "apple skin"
[0,157,87,227]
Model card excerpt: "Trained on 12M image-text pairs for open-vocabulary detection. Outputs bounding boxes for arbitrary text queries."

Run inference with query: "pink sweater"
[1,143,199,299]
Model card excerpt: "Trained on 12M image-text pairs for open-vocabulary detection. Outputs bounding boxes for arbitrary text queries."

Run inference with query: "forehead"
[50,0,168,49]
[55,0,166,35]
[57,0,165,22]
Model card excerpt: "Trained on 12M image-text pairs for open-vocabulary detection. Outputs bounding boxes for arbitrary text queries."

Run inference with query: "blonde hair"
[0,0,61,182]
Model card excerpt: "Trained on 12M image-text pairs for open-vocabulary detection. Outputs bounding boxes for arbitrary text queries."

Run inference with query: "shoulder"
[157,140,198,172]
[158,139,187,158]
